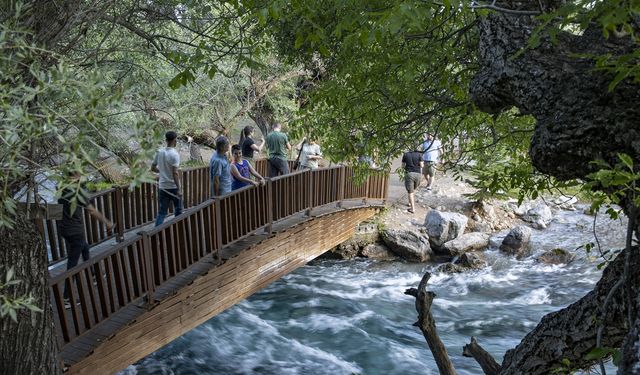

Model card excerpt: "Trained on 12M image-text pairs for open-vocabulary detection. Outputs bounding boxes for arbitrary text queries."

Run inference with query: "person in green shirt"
[265,122,292,177]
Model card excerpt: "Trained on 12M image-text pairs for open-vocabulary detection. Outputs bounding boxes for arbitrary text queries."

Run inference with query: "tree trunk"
[494,246,639,374]
[0,213,61,374]
[617,303,640,374]
[406,273,458,375]
[469,1,640,181]
[249,104,275,139]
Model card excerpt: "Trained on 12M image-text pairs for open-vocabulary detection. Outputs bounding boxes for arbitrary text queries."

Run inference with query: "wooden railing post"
[337,167,345,208]
[214,198,223,260]
[115,187,125,242]
[363,171,370,205]
[306,170,313,216]
[140,231,155,308]
[265,178,273,234]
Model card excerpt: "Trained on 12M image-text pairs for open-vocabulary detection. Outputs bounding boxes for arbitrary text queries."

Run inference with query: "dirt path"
[384,158,517,232]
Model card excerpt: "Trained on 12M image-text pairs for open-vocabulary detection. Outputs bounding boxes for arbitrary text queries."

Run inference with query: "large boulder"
[361,243,397,260]
[424,210,468,249]
[522,203,553,229]
[381,229,432,262]
[441,232,491,256]
[500,225,532,258]
[537,248,576,265]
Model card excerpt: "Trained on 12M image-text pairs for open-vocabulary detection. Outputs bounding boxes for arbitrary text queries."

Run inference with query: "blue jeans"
[155,188,183,226]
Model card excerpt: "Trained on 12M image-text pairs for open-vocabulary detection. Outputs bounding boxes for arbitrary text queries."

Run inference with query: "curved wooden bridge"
[39,161,388,374]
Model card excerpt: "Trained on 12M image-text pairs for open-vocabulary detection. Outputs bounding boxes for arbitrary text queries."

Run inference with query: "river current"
[122,207,627,375]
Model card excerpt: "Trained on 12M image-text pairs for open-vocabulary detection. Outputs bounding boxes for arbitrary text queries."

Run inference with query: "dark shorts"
[404,172,422,193]
[423,162,436,177]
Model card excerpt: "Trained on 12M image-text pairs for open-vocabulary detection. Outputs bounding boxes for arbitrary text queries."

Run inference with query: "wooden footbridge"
[39,161,388,374]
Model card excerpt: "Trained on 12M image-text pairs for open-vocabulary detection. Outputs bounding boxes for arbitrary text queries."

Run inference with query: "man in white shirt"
[422,133,443,191]
[152,131,183,226]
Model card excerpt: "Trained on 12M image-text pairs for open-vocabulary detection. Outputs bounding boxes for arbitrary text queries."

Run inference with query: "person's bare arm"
[86,205,114,230]
[213,176,220,196]
[231,164,258,186]
[248,163,265,184]
[251,138,265,153]
[171,165,182,197]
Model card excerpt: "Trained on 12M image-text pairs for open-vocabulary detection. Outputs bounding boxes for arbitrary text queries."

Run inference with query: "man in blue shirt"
[422,133,444,191]
[210,136,232,196]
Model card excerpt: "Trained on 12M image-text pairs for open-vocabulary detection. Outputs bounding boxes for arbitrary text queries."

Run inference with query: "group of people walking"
[153,123,323,226]
[402,133,444,214]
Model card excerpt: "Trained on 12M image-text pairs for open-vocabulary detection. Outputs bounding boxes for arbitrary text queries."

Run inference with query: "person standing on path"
[265,122,292,177]
[422,133,444,191]
[210,136,232,196]
[152,131,183,226]
[239,126,265,167]
[295,138,323,170]
[59,171,114,306]
[402,148,424,214]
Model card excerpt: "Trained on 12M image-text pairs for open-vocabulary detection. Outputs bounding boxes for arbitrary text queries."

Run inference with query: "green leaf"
[585,347,616,361]
[618,153,633,171]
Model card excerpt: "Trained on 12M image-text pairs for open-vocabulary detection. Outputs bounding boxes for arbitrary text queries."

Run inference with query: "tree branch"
[405,272,458,375]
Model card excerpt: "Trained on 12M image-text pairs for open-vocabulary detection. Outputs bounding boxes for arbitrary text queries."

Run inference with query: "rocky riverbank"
[325,170,591,271]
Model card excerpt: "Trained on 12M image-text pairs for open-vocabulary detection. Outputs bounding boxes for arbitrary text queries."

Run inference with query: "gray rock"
[454,252,486,269]
[552,195,578,210]
[441,232,491,256]
[522,203,553,229]
[500,225,532,258]
[537,248,576,265]
[471,220,493,233]
[382,229,433,262]
[325,233,378,260]
[361,243,397,260]
[436,263,465,274]
[424,210,468,249]
[489,235,504,248]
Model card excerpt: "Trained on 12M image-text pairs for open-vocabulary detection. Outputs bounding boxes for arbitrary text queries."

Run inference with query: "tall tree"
[0,1,258,373]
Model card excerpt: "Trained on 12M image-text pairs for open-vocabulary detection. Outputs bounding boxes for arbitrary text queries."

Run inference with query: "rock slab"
[361,243,397,260]
[522,203,553,229]
[500,225,532,258]
[382,229,432,262]
[537,248,576,264]
[442,232,491,256]
[424,210,468,249]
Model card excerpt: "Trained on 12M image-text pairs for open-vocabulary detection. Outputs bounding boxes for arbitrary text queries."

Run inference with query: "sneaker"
[407,208,415,214]
[426,187,432,191]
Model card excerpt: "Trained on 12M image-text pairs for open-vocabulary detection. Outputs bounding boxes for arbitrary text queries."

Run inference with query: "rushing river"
[122,206,627,375]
